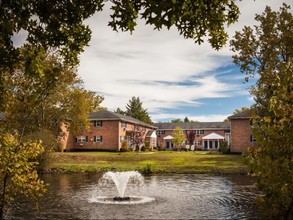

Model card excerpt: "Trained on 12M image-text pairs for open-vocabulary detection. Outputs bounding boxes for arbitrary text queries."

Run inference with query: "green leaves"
[172,126,185,148]
[108,0,240,49]
[125,96,152,124]
[0,133,46,219]
[234,4,293,219]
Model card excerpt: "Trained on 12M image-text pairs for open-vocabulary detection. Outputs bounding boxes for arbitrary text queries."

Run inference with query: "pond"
[7,173,260,219]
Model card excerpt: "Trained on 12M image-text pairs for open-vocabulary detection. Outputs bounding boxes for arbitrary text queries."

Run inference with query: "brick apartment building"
[153,110,256,153]
[154,122,231,151]
[61,110,157,151]
[1,109,255,153]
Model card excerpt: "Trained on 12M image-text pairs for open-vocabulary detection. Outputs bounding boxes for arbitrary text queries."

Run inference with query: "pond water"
[8,173,260,219]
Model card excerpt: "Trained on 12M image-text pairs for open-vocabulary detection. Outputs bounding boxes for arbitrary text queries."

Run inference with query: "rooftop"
[228,110,252,120]
[89,110,157,129]
[154,121,230,130]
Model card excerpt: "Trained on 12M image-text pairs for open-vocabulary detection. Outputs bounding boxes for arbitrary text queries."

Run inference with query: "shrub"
[144,141,150,150]
[142,164,152,174]
[219,140,230,154]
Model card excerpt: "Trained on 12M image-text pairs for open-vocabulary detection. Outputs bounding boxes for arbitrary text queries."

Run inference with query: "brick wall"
[230,119,252,153]
[63,120,154,151]
[157,129,228,150]
[71,120,120,151]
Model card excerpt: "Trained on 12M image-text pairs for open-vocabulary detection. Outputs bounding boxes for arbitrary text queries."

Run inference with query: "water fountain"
[89,171,155,204]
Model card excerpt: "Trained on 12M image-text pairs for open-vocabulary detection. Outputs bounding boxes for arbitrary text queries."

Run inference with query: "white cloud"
[77,0,292,121]
[151,113,229,123]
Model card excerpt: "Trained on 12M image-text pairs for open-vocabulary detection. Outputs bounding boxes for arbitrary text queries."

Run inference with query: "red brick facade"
[230,119,254,153]
[155,122,231,151]
[61,110,156,151]
[228,110,257,153]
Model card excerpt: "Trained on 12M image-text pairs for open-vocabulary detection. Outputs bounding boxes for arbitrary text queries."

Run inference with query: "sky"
[37,1,293,122]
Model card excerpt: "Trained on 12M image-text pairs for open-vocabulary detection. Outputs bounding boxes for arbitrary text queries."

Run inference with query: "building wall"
[71,120,120,151]
[230,119,252,153]
[63,120,155,151]
[157,129,228,150]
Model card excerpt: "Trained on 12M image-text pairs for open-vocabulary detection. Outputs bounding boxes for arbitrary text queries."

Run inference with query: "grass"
[48,150,247,175]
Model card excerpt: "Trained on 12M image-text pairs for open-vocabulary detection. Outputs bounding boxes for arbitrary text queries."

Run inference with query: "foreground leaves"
[232,4,293,219]
[0,133,46,220]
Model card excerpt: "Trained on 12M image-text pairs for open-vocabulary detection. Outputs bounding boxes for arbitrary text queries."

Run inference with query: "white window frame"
[95,120,103,127]
[94,135,103,142]
[76,136,87,142]
[156,130,165,135]
[120,135,125,142]
[121,121,127,128]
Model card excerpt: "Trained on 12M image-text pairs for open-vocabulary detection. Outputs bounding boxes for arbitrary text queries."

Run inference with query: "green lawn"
[49,151,247,174]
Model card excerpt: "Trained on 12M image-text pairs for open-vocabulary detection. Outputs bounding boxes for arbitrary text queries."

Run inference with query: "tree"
[1,46,104,171]
[0,133,46,220]
[1,0,240,68]
[2,46,104,137]
[114,108,126,115]
[129,126,145,151]
[224,107,250,121]
[186,130,196,145]
[171,118,183,123]
[125,97,152,124]
[231,4,293,219]
[172,126,185,150]
[0,0,240,108]
[184,117,190,123]
[233,107,250,115]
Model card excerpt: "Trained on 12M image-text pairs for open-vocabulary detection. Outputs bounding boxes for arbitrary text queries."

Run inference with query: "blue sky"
[78,0,291,122]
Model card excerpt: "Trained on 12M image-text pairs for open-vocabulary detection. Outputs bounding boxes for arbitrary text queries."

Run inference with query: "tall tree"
[125,97,152,124]
[184,117,190,123]
[231,4,293,219]
[2,46,105,137]
[114,108,126,115]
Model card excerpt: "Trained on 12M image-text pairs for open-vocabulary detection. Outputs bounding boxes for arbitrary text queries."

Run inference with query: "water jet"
[89,171,155,204]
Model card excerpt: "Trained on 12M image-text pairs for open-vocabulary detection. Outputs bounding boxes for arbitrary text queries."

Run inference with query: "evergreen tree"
[114,108,126,115]
[125,97,152,124]
[184,117,190,123]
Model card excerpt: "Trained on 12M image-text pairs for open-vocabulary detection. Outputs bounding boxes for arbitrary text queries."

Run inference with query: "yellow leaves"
[263,116,271,123]
[0,132,46,214]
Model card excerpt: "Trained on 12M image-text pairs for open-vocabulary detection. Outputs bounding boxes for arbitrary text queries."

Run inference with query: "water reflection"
[8,174,260,219]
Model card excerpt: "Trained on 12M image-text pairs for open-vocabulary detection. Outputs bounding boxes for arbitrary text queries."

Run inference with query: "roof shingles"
[154,122,230,130]
[89,110,156,129]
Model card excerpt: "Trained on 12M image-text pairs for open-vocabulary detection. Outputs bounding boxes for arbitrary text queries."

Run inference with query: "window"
[94,120,103,127]
[156,130,165,135]
[250,135,256,142]
[76,136,88,142]
[121,121,127,128]
[215,141,218,149]
[195,140,202,146]
[196,130,204,135]
[120,135,125,142]
[94,135,103,142]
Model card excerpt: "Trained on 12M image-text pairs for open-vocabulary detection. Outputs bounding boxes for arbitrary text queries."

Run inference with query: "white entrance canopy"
[163,135,174,140]
[202,132,225,140]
